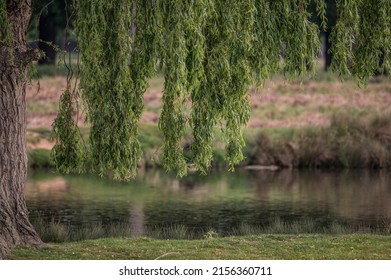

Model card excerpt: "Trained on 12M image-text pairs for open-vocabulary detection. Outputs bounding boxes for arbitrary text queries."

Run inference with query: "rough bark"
[0,0,43,260]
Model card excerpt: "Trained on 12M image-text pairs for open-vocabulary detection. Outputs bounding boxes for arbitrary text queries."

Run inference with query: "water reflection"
[26,169,391,233]
[247,170,391,221]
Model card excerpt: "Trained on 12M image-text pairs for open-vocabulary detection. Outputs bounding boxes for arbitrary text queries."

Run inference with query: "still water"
[26,169,391,234]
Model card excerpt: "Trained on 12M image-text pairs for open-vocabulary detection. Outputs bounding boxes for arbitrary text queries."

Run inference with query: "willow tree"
[1,0,390,259]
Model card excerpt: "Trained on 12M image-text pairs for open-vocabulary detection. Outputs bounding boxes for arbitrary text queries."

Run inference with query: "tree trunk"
[38,12,57,65]
[0,0,43,260]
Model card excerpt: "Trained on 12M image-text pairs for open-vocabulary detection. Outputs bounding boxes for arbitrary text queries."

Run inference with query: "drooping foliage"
[251,0,280,83]
[51,88,83,173]
[330,0,361,77]
[352,0,391,84]
[330,0,391,83]
[159,0,189,176]
[190,0,254,174]
[73,0,159,180]
[49,0,391,180]
[314,0,328,30]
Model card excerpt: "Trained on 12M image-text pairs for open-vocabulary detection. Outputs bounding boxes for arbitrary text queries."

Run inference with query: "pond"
[26,169,391,238]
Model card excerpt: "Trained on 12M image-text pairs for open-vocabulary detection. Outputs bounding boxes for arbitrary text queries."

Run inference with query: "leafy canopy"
[44,0,390,180]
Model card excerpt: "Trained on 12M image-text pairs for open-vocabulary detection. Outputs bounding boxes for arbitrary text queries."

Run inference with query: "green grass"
[8,234,391,260]
[28,149,52,168]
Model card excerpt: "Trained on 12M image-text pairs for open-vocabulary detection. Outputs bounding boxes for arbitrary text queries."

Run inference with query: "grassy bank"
[9,234,391,260]
[247,111,391,169]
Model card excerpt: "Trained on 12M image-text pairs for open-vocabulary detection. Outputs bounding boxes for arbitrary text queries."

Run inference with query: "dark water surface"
[26,169,391,234]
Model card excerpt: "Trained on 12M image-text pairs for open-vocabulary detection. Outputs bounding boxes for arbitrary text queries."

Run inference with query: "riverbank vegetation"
[248,110,391,169]
[9,234,391,260]
[30,216,391,244]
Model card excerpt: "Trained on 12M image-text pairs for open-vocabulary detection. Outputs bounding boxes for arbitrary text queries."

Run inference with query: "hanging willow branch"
[352,0,390,85]
[330,0,361,77]
[251,0,280,84]
[159,0,189,177]
[314,0,327,31]
[77,0,139,180]
[222,0,254,170]
[51,88,83,172]
[50,0,391,180]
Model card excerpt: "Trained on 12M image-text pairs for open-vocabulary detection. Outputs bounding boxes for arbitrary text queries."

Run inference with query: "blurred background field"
[26,63,391,171]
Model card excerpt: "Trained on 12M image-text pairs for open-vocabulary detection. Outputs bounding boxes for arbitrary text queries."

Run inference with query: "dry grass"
[26,75,391,129]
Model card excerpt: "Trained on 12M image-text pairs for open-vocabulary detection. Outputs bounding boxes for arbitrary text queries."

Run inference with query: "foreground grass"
[9,235,391,260]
